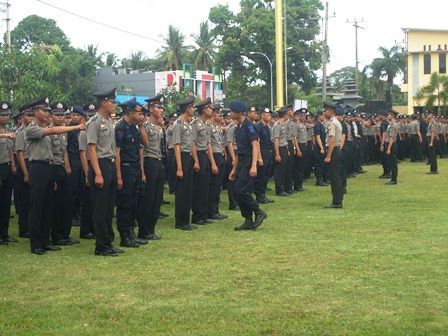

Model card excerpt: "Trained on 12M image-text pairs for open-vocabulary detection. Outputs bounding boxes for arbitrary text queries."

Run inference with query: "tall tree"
[191,21,216,70]
[8,15,71,52]
[86,44,104,68]
[105,52,119,67]
[157,25,189,70]
[129,51,148,70]
[415,72,448,114]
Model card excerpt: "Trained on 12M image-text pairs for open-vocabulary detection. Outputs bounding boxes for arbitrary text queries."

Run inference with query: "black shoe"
[426,171,438,174]
[256,197,268,204]
[71,219,80,227]
[31,248,47,255]
[159,211,169,218]
[80,232,96,239]
[385,181,398,185]
[135,237,149,245]
[148,234,162,240]
[176,225,197,231]
[234,220,255,231]
[294,187,307,192]
[276,192,290,197]
[19,232,30,238]
[192,219,207,225]
[356,169,367,174]
[120,237,140,248]
[53,239,72,246]
[44,245,61,251]
[229,205,240,211]
[263,196,274,203]
[0,239,8,245]
[95,249,118,257]
[347,173,357,178]
[209,214,224,220]
[253,210,267,229]
[158,214,164,219]
[67,237,80,244]
[325,203,343,209]
[162,200,170,205]
[287,190,298,194]
[217,213,228,219]
[111,246,125,253]
[316,180,329,187]
[343,187,348,194]
[378,174,391,179]
[4,237,18,243]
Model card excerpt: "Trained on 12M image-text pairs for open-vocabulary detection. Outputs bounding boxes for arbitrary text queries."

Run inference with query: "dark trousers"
[304,140,313,178]
[0,163,14,239]
[116,164,141,235]
[428,139,438,172]
[167,148,175,194]
[208,153,225,216]
[88,159,117,251]
[285,140,294,191]
[314,148,325,180]
[293,143,307,189]
[225,147,238,208]
[274,146,289,194]
[80,170,94,237]
[340,146,347,188]
[380,145,391,175]
[69,158,83,219]
[410,134,422,162]
[328,147,343,205]
[28,161,54,250]
[15,165,30,235]
[254,149,272,198]
[139,158,165,236]
[192,150,210,222]
[385,143,398,182]
[175,153,193,227]
[51,165,73,242]
[345,141,354,175]
[235,156,260,220]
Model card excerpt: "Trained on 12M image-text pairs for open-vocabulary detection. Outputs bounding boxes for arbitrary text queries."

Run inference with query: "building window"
[438,45,442,50]
[423,45,426,51]
[429,45,432,51]
[445,44,447,50]
[424,54,431,74]
[440,54,446,74]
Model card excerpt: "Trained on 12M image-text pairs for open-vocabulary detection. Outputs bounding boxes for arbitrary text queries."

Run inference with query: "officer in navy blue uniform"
[114,100,149,248]
[254,107,274,204]
[313,109,329,186]
[229,101,267,231]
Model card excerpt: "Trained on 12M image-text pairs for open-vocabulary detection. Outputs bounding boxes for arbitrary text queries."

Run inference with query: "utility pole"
[321,2,335,102]
[0,0,11,52]
[347,18,364,95]
[275,0,284,109]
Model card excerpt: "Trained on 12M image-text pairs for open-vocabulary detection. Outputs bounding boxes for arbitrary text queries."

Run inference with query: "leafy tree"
[8,15,71,52]
[415,72,448,114]
[86,44,104,68]
[129,51,148,70]
[191,21,216,71]
[157,82,195,115]
[157,25,190,70]
[105,53,119,67]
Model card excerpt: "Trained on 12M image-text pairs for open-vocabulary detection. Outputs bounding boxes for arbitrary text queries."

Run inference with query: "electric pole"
[321,2,335,102]
[0,0,11,52]
[347,18,365,94]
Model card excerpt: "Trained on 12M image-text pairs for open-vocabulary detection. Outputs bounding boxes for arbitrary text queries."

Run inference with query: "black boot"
[256,194,268,204]
[234,218,255,231]
[253,210,267,229]
[315,178,328,187]
[263,194,274,203]
[120,230,140,248]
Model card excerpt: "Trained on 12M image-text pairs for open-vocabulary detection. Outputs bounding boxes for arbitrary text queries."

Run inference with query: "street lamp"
[249,51,274,111]
[284,46,293,104]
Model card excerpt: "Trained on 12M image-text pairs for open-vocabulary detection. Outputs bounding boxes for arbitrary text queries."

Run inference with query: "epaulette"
[15,125,23,133]
[90,115,98,122]
[176,118,182,124]
[29,121,36,127]
[192,118,199,124]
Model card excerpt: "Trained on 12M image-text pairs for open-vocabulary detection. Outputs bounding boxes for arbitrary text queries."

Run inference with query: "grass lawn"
[1,160,447,335]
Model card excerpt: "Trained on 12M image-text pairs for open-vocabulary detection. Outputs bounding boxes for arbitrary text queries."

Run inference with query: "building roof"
[401,28,448,33]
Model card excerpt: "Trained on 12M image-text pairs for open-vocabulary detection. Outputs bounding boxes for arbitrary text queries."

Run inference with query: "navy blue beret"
[377,109,387,115]
[70,106,85,116]
[229,101,247,113]
[335,108,345,116]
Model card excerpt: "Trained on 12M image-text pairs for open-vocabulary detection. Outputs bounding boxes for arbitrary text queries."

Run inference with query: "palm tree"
[415,72,448,114]
[105,52,118,67]
[157,25,189,70]
[368,45,405,101]
[130,51,147,70]
[86,44,104,68]
[191,21,216,70]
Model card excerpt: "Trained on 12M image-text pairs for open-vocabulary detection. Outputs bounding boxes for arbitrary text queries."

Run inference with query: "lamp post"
[250,51,273,111]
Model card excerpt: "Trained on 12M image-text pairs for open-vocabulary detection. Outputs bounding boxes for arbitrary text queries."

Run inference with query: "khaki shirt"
[225,123,237,150]
[78,130,89,161]
[172,117,192,153]
[25,121,53,162]
[86,113,116,159]
[0,128,13,164]
[293,122,307,144]
[15,126,28,159]
[209,122,223,154]
[272,121,287,147]
[192,118,210,151]
[285,119,294,141]
[166,124,174,150]
[143,121,163,159]
[49,127,68,165]
[325,117,342,147]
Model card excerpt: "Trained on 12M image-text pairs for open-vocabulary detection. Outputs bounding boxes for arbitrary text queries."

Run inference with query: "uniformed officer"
[0,101,17,245]
[25,97,84,255]
[336,108,348,194]
[284,105,295,194]
[323,102,343,208]
[173,95,196,230]
[272,107,290,196]
[254,107,275,204]
[229,101,267,230]
[138,95,166,240]
[115,100,148,248]
[78,103,97,240]
[384,110,399,184]
[292,108,308,192]
[378,109,391,179]
[191,97,216,225]
[49,101,80,246]
[426,110,438,174]
[313,109,329,186]
[224,111,240,210]
[14,105,34,238]
[166,112,178,194]
[87,88,122,256]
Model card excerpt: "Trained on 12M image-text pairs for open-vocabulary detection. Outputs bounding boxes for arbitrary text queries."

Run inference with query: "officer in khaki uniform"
[87,88,122,256]
[384,110,399,184]
[272,107,290,196]
[426,110,438,174]
[0,102,17,245]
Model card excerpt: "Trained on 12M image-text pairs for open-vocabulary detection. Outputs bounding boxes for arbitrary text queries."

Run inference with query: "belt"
[0,162,11,165]
[144,157,163,161]
[181,152,192,156]
[122,161,140,166]
[30,160,53,165]
[98,157,115,163]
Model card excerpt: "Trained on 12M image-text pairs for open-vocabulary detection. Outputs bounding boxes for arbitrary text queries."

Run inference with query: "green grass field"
[1,160,447,335]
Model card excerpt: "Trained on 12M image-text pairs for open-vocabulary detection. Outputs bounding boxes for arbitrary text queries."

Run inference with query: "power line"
[37,0,164,44]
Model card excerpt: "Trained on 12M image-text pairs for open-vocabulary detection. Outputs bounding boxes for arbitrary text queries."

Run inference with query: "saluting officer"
[25,98,84,255]
[87,88,122,256]
[0,102,17,245]
[138,95,166,241]
[229,101,267,231]
[173,95,196,231]
[48,101,80,246]
[323,102,343,209]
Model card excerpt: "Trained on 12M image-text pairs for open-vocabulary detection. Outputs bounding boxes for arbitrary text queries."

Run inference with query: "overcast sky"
[1,0,447,77]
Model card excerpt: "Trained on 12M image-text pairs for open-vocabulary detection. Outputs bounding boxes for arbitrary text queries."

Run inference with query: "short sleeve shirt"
[234,118,259,156]
[15,126,28,159]
[0,128,13,164]
[272,121,287,147]
[25,121,53,162]
[172,117,192,153]
[49,128,68,165]
[86,113,116,159]
[143,121,163,159]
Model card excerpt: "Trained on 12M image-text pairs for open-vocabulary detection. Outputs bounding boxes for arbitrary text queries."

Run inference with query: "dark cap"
[316,109,324,115]
[145,94,164,109]
[12,112,23,121]
[0,101,11,115]
[229,101,247,113]
[212,104,221,112]
[126,101,147,113]
[50,101,68,114]
[117,97,137,115]
[323,101,338,110]
[169,112,179,119]
[195,97,213,110]
[19,104,34,116]
[84,102,99,116]
[377,109,387,116]
[335,107,345,116]
[176,95,195,107]
[262,107,273,115]
[92,87,117,102]
[29,97,51,111]
[70,106,86,117]
[345,111,353,117]
[388,109,399,116]
[248,105,259,114]
[65,111,71,118]
[222,108,231,117]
